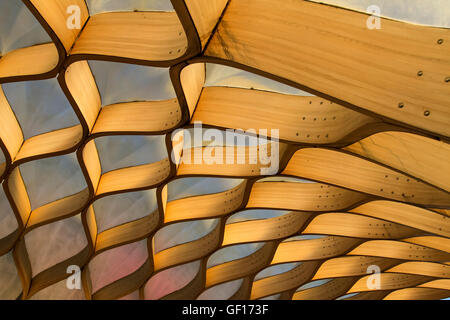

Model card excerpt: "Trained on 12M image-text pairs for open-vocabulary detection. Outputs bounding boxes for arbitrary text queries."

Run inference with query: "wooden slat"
[348,273,432,293]
[222,211,311,246]
[386,262,450,278]
[164,181,247,223]
[383,287,450,300]
[92,99,181,135]
[15,125,83,162]
[180,63,205,117]
[303,213,420,239]
[5,167,31,226]
[0,44,59,80]
[293,277,357,300]
[205,0,450,137]
[28,0,89,52]
[0,86,23,159]
[350,201,450,238]
[184,0,228,49]
[71,12,188,62]
[345,131,450,192]
[247,181,368,211]
[192,87,379,144]
[283,148,450,207]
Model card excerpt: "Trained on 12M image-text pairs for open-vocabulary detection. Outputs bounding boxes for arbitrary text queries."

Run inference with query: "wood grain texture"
[28,0,89,52]
[0,86,23,159]
[180,63,205,117]
[71,12,188,62]
[184,0,228,49]
[205,0,450,138]
[345,131,450,192]
[283,148,450,207]
[0,43,59,81]
[193,87,379,144]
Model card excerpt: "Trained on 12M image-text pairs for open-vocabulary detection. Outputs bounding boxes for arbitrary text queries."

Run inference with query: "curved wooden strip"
[27,0,89,52]
[293,277,357,300]
[60,61,101,133]
[178,62,205,118]
[70,12,188,63]
[14,125,83,163]
[312,256,401,280]
[177,143,289,177]
[96,158,171,197]
[193,87,384,144]
[91,99,182,136]
[79,139,101,194]
[345,131,450,192]
[205,242,276,289]
[402,236,450,253]
[247,181,369,212]
[350,201,450,238]
[348,273,432,293]
[386,262,450,279]
[347,240,450,262]
[302,213,421,239]
[95,211,160,254]
[184,0,228,49]
[283,148,450,207]
[0,86,23,161]
[383,287,450,300]
[205,0,450,137]
[164,180,247,223]
[271,236,361,265]
[26,188,89,231]
[418,279,450,290]
[4,167,31,227]
[250,261,319,300]
[153,221,222,271]
[222,211,311,246]
[0,43,59,82]
[341,291,390,300]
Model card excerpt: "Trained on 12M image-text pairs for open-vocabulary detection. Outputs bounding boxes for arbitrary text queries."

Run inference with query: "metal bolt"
[398,102,404,109]
[424,110,431,117]
[437,39,444,45]
[445,77,450,83]
[417,71,423,77]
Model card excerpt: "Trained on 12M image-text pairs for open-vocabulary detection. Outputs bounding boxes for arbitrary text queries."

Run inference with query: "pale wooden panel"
[386,262,450,278]
[313,256,400,280]
[193,87,377,143]
[0,86,23,159]
[247,181,368,211]
[222,211,311,246]
[64,61,101,132]
[350,201,450,238]
[250,261,319,300]
[348,273,432,293]
[154,222,222,271]
[28,0,89,52]
[345,131,450,192]
[81,140,102,193]
[95,212,159,253]
[6,167,31,226]
[206,0,450,137]
[164,181,247,223]
[96,158,171,196]
[180,63,205,117]
[92,99,181,134]
[206,242,276,288]
[402,236,450,253]
[71,12,188,61]
[86,205,97,246]
[348,240,450,262]
[283,148,450,207]
[0,44,58,79]
[15,125,83,162]
[271,236,360,265]
[418,279,450,290]
[178,143,288,177]
[293,278,357,300]
[303,213,420,239]
[26,188,88,230]
[384,287,450,300]
[184,0,228,48]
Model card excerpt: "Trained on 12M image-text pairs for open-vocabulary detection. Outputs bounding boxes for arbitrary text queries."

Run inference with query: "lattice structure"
[0,0,449,300]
